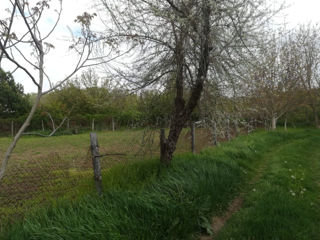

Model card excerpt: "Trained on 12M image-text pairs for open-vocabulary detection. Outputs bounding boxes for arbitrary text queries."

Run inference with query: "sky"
[0,0,96,93]
[1,0,320,93]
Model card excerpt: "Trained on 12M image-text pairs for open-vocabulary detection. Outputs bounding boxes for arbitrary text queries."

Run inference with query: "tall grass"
[1,130,309,240]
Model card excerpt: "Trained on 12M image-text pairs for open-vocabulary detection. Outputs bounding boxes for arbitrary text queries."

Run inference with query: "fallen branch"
[22,117,68,137]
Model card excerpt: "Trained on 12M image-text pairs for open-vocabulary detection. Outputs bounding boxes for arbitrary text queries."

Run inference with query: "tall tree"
[98,0,279,164]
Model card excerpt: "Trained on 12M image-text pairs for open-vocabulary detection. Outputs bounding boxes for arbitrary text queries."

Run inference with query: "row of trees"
[245,26,320,129]
[1,0,320,179]
[2,46,320,134]
[2,23,320,133]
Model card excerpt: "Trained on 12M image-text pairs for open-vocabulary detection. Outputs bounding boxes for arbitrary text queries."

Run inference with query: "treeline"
[1,77,319,137]
[2,25,320,136]
[0,70,176,135]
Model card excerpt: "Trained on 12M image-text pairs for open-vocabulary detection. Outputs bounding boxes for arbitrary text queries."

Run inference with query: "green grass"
[1,129,320,239]
[0,128,211,226]
[217,129,320,240]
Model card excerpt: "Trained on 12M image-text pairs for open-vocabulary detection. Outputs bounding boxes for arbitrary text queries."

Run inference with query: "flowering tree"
[98,0,280,164]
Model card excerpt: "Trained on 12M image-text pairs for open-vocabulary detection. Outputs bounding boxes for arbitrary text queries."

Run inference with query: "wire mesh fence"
[0,126,239,228]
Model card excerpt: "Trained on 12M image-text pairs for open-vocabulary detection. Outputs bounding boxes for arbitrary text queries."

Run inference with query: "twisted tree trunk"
[161,1,211,165]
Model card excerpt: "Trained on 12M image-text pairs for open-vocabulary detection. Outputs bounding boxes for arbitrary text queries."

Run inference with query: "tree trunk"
[163,114,193,165]
[0,45,44,182]
[161,1,211,165]
[284,117,287,131]
[271,116,277,130]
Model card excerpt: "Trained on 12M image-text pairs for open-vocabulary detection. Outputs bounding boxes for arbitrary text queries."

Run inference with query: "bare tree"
[0,0,114,181]
[98,0,278,164]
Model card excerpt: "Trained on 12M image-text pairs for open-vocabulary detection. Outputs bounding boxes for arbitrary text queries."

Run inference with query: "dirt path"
[199,157,269,240]
[199,135,320,240]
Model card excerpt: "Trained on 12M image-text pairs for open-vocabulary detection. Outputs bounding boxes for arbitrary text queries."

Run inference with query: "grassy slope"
[1,129,320,239]
[217,129,320,240]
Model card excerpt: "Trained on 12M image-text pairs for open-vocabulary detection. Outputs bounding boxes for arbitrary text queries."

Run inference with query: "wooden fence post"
[191,122,195,154]
[11,120,14,137]
[92,118,95,131]
[90,132,103,195]
[160,128,166,163]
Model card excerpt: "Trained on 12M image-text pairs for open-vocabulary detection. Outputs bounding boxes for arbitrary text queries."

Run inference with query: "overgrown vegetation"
[2,129,319,239]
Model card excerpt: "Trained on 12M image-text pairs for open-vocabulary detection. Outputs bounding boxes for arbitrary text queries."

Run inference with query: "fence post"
[90,132,103,195]
[92,118,95,131]
[191,122,195,154]
[160,128,166,163]
[112,117,115,131]
[11,120,14,137]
